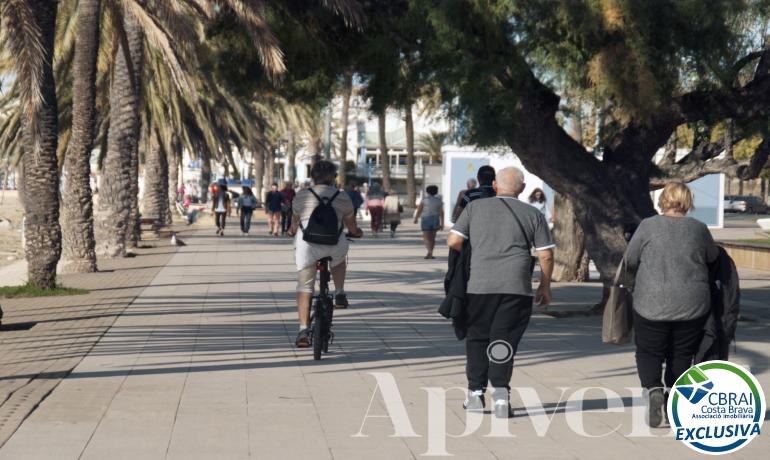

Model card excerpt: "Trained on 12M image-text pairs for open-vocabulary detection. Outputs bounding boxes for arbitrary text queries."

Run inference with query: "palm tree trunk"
[265,147,275,189]
[125,9,145,250]
[21,1,61,289]
[61,0,100,273]
[287,131,296,184]
[95,6,144,257]
[253,148,265,202]
[167,137,180,224]
[201,146,212,202]
[378,112,391,190]
[339,71,353,176]
[404,103,416,206]
[142,127,167,227]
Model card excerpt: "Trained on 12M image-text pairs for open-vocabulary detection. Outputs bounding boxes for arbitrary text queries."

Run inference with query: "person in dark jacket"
[455,165,496,219]
[625,182,719,428]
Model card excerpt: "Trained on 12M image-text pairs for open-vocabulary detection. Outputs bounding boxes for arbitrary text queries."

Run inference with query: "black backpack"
[301,189,343,245]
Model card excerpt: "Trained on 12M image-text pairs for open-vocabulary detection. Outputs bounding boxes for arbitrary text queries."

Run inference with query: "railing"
[357,162,426,179]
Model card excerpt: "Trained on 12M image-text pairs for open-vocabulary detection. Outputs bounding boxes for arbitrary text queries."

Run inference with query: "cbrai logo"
[668,361,765,455]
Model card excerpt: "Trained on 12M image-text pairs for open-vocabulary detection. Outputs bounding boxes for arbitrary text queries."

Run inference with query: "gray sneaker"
[463,391,485,411]
[646,388,665,427]
[493,399,514,418]
[295,329,310,348]
[335,293,349,309]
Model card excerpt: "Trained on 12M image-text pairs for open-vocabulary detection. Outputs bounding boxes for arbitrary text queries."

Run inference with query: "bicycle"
[308,233,360,360]
[309,256,335,360]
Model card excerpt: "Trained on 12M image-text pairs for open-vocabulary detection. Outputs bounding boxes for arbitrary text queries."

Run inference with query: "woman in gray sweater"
[625,182,719,427]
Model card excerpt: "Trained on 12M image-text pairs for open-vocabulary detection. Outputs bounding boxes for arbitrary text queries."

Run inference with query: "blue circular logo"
[668,361,765,455]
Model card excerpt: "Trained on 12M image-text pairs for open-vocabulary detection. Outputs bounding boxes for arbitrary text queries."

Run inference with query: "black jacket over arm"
[438,240,471,340]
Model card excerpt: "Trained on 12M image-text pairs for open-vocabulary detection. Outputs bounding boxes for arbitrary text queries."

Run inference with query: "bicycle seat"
[317,257,333,266]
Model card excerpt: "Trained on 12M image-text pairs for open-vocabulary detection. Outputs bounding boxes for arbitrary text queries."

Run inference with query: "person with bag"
[447,167,554,418]
[625,182,719,428]
[383,190,403,238]
[287,160,363,348]
[238,186,257,236]
[365,184,385,237]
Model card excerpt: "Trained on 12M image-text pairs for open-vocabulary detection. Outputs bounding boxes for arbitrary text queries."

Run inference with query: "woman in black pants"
[625,182,719,427]
[211,184,231,236]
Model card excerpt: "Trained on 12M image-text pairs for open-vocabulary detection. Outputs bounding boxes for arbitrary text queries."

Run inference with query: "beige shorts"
[296,259,345,293]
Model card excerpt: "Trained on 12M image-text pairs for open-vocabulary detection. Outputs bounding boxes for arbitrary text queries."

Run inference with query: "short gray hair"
[496,167,525,191]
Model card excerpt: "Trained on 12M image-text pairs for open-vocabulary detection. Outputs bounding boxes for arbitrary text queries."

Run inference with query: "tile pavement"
[0,218,767,459]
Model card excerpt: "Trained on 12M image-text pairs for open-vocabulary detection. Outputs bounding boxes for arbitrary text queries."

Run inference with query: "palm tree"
[60,0,101,273]
[94,2,144,257]
[338,71,353,173]
[1,0,62,289]
[404,102,416,206]
[418,130,448,164]
[377,111,391,190]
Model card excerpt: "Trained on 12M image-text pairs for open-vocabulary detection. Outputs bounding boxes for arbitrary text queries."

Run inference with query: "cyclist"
[288,160,363,348]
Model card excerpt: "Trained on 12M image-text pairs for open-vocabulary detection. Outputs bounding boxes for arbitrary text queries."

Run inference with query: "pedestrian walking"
[280,181,296,236]
[347,180,364,217]
[455,165,496,220]
[413,185,444,258]
[212,184,231,236]
[265,183,283,236]
[238,186,258,235]
[625,182,719,427]
[383,190,402,238]
[451,178,477,223]
[528,188,549,216]
[447,167,555,418]
[365,183,385,237]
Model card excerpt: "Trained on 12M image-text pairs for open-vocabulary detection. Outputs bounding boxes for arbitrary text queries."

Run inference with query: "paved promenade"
[0,219,768,459]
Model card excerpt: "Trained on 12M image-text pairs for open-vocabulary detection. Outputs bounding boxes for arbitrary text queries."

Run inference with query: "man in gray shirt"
[447,167,555,418]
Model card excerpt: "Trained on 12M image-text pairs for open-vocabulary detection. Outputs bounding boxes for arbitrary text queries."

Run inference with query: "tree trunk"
[502,91,655,283]
[253,148,265,202]
[142,128,167,226]
[378,112,391,190]
[61,0,100,273]
[339,71,353,174]
[167,137,180,224]
[265,147,275,189]
[21,1,61,289]
[200,147,212,203]
[95,4,143,257]
[309,134,321,164]
[404,103,416,206]
[551,193,590,282]
[124,13,144,250]
[287,131,296,184]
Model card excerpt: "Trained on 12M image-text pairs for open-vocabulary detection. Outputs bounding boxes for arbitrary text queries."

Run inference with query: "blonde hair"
[658,182,694,214]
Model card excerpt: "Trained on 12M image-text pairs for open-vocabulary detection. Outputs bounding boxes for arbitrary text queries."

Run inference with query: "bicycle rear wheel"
[313,303,323,360]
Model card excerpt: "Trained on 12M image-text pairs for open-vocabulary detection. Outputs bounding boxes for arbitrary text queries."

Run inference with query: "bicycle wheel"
[313,303,323,360]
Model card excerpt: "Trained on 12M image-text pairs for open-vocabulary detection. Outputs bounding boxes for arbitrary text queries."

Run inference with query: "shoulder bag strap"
[498,198,533,250]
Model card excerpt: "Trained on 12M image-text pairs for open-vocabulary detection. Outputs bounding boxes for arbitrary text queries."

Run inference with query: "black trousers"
[215,212,226,230]
[466,294,532,394]
[633,311,707,389]
[281,207,292,234]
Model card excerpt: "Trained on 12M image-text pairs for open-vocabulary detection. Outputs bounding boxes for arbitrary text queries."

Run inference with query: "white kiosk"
[442,146,552,224]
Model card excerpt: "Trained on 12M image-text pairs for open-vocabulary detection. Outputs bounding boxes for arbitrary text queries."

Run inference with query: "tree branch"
[651,137,770,189]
